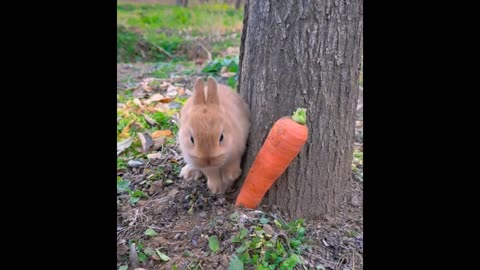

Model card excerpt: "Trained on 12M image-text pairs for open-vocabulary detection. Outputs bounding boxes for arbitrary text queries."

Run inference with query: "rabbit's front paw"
[179,164,202,181]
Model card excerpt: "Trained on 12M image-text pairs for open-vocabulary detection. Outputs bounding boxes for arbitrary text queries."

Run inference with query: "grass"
[117,3,243,62]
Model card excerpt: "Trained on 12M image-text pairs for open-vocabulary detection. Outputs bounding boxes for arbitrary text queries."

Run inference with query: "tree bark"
[237,0,363,219]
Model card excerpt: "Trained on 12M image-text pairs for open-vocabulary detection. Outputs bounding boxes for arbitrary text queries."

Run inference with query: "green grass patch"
[117,3,243,62]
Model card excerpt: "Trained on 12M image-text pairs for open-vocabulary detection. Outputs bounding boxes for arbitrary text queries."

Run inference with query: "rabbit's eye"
[219,133,224,142]
[190,136,194,144]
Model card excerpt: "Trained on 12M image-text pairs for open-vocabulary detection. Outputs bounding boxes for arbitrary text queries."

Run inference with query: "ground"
[117,2,363,270]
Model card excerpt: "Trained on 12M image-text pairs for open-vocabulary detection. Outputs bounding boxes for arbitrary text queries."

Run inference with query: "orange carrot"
[235,108,308,209]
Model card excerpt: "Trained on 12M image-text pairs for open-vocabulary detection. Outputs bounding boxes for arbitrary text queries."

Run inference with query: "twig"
[194,41,212,61]
[273,233,292,252]
[129,243,139,269]
[335,253,347,270]
[198,260,205,270]
[352,250,355,270]
[151,43,176,59]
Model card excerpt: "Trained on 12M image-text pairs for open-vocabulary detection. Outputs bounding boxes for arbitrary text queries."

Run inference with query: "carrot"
[235,108,308,209]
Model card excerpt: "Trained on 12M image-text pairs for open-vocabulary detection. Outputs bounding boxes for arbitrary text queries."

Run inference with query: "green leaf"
[273,219,283,229]
[129,196,140,205]
[117,179,130,193]
[316,264,326,270]
[209,235,220,253]
[291,108,307,125]
[172,264,179,270]
[297,227,305,237]
[118,266,128,270]
[236,242,249,254]
[138,252,147,262]
[279,254,300,270]
[143,247,155,256]
[259,217,269,224]
[228,255,244,270]
[230,211,239,221]
[155,249,170,261]
[131,190,148,198]
[290,239,302,248]
[239,227,248,239]
[144,228,157,237]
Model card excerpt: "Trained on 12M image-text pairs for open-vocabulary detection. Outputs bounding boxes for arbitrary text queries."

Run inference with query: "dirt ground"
[117,63,363,270]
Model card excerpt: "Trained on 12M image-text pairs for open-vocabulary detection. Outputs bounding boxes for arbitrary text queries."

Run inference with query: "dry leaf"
[221,72,236,78]
[140,78,155,92]
[133,98,143,107]
[159,97,174,103]
[133,88,147,98]
[144,93,165,105]
[152,130,173,138]
[154,103,170,113]
[118,124,131,139]
[147,152,162,160]
[143,114,158,126]
[153,137,166,150]
[117,137,134,156]
[159,81,169,90]
[166,85,178,97]
[177,88,185,95]
[138,133,154,153]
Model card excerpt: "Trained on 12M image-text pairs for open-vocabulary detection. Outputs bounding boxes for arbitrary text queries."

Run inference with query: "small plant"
[117,177,149,205]
[228,215,307,270]
[208,235,220,254]
[202,56,239,75]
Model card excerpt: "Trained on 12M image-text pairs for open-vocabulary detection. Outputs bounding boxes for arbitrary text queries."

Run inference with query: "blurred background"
[117,0,244,90]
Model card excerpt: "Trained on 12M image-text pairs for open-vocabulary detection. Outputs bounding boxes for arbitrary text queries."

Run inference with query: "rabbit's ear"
[192,77,206,105]
[206,76,219,105]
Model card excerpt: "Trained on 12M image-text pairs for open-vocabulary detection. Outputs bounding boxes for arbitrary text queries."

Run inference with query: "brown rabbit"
[178,77,250,194]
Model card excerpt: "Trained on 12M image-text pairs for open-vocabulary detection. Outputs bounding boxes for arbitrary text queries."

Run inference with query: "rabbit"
[178,76,250,194]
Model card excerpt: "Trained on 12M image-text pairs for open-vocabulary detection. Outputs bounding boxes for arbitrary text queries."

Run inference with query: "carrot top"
[291,108,307,125]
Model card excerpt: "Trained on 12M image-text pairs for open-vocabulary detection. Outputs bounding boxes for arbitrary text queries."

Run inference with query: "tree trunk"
[237,0,363,219]
[183,0,189,7]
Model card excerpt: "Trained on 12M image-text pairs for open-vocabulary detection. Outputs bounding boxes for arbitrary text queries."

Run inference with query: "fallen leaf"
[117,137,134,155]
[160,81,170,90]
[228,255,244,270]
[147,152,162,160]
[153,137,166,150]
[166,85,178,97]
[155,249,170,261]
[140,78,155,92]
[145,228,158,237]
[159,97,174,103]
[143,114,158,126]
[133,98,143,107]
[152,130,173,138]
[168,102,181,109]
[221,72,236,78]
[154,102,170,113]
[137,133,154,153]
[133,88,147,98]
[118,124,131,139]
[208,235,220,253]
[177,88,185,95]
[144,93,165,105]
